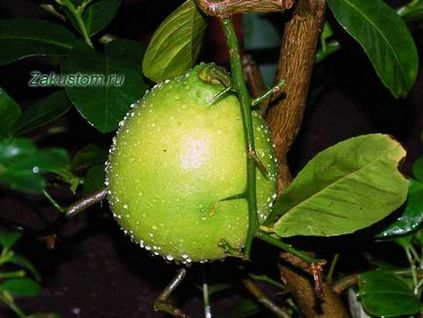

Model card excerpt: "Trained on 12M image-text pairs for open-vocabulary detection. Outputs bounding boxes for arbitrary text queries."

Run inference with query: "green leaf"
[0,231,22,250]
[9,254,41,282]
[0,87,21,138]
[62,43,147,133]
[0,278,41,297]
[359,271,421,316]
[327,0,418,97]
[105,38,145,69]
[269,134,409,237]
[412,155,423,182]
[82,0,121,35]
[142,0,207,82]
[13,91,71,134]
[0,138,70,193]
[0,18,76,66]
[82,164,105,195]
[65,0,121,36]
[378,180,423,237]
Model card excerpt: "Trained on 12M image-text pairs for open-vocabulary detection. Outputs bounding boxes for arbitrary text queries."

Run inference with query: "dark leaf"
[62,43,147,133]
[359,271,421,316]
[412,155,423,182]
[105,38,145,70]
[0,18,76,66]
[13,90,71,134]
[378,180,423,237]
[0,87,21,138]
[327,0,418,97]
[82,164,105,195]
[72,144,107,170]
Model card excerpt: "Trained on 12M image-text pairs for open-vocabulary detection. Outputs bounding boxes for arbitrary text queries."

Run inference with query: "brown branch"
[332,274,360,294]
[196,0,294,18]
[279,253,349,318]
[265,0,326,193]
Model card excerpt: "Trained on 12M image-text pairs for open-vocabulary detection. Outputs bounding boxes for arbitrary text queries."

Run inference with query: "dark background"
[0,0,422,317]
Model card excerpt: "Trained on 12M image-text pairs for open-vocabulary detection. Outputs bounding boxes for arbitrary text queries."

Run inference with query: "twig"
[242,55,268,113]
[242,277,291,318]
[196,0,294,18]
[154,268,190,318]
[65,188,108,218]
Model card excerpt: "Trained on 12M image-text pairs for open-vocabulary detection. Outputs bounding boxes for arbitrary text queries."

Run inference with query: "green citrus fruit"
[106,63,277,263]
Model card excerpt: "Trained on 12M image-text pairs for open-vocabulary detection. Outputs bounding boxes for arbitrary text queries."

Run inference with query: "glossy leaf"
[269,134,408,237]
[9,253,41,282]
[0,138,70,193]
[0,19,76,66]
[143,0,207,82]
[0,231,22,250]
[327,0,418,97]
[0,87,21,138]
[378,180,423,237]
[82,164,105,195]
[13,90,71,134]
[359,271,421,316]
[219,299,261,318]
[62,43,147,133]
[0,278,41,297]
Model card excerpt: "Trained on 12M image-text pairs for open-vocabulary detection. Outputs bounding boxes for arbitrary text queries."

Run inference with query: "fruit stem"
[256,231,317,265]
[221,18,258,259]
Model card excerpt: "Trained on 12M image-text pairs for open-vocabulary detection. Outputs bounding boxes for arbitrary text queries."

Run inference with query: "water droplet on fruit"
[166,255,174,261]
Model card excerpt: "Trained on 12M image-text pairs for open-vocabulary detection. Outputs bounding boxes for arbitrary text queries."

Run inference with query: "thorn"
[209,86,233,105]
[248,148,270,179]
[220,192,246,201]
[251,80,286,107]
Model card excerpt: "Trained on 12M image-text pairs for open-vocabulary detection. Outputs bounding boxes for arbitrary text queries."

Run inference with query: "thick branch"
[265,0,326,193]
[196,0,294,18]
[279,253,349,318]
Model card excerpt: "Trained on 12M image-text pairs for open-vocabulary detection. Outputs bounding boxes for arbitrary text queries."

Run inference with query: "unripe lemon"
[106,64,277,263]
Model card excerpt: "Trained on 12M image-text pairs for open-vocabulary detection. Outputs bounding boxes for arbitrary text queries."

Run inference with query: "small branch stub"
[196,0,294,18]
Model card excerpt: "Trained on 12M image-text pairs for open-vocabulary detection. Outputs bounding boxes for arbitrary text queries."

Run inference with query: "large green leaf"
[62,43,147,133]
[268,134,408,237]
[0,138,70,193]
[13,91,71,134]
[142,0,207,82]
[0,19,76,66]
[0,87,21,138]
[359,271,421,316]
[327,0,418,97]
[0,278,41,297]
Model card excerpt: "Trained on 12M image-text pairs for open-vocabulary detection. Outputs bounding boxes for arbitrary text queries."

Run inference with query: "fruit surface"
[106,64,277,263]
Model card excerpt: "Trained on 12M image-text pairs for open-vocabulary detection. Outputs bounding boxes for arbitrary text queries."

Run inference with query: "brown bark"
[265,0,326,193]
[196,0,294,18]
[279,253,349,318]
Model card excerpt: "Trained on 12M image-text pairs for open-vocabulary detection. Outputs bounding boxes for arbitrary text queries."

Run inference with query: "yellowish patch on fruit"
[106,63,277,263]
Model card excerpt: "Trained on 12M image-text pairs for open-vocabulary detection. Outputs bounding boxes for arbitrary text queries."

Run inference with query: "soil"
[0,0,422,317]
